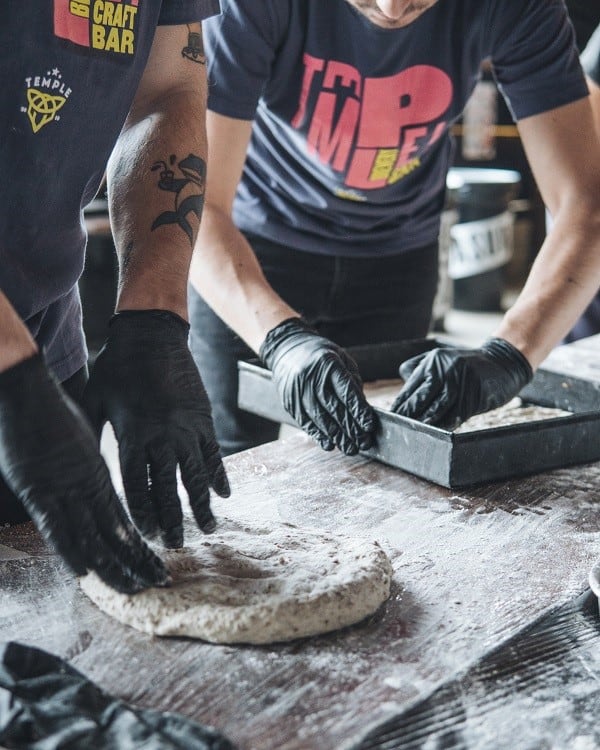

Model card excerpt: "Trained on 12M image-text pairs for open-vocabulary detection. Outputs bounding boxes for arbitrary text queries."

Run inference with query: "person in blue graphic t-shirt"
[0,2,230,593]
[187,0,600,457]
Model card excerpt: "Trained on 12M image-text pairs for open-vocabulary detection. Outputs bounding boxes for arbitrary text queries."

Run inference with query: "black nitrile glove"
[83,310,230,548]
[259,318,376,455]
[0,354,168,594]
[391,337,534,429]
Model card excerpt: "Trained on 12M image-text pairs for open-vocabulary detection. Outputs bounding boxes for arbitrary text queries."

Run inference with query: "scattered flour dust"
[80,517,393,645]
[364,380,571,432]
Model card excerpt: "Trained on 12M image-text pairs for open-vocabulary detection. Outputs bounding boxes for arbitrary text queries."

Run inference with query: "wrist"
[111,308,189,328]
[0,352,48,392]
[109,310,190,347]
[0,295,39,373]
[250,304,302,353]
[259,317,314,365]
[482,337,533,382]
[0,341,39,374]
[116,283,189,322]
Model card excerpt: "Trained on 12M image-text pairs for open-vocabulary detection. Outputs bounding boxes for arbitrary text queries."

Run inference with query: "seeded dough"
[364,383,571,431]
[453,398,571,432]
[79,518,393,645]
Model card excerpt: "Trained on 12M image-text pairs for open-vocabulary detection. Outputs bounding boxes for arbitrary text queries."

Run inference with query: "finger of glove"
[293,366,358,449]
[306,401,348,452]
[80,380,107,443]
[201,436,230,498]
[179,444,216,534]
[94,491,170,589]
[300,418,334,451]
[339,349,362,384]
[285,397,335,451]
[398,353,429,381]
[90,516,170,593]
[417,387,459,428]
[27,502,88,577]
[87,540,167,594]
[391,371,440,419]
[119,446,160,539]
[37,495,158,594]
[320,392,369,453]
[147,445,184,549]
[337,432,360,456]
[328,368,376,449]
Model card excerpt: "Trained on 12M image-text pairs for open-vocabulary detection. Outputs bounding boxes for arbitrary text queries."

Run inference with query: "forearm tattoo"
[182,25,206,64]
[150,153,206,246]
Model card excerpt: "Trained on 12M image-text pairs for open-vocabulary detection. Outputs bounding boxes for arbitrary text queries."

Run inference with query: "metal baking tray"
[237,339,600,488]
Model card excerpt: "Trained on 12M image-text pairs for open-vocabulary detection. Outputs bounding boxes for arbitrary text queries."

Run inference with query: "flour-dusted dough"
[453,398,571,433]
[364,382,571,432]
[80,518,393,644]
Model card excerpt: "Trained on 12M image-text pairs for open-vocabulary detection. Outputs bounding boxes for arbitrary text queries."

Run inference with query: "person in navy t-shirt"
[0,1,230,592]
[188,0,600,455]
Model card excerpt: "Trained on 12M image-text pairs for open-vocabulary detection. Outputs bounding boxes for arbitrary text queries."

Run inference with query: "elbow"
[550,180,600,236]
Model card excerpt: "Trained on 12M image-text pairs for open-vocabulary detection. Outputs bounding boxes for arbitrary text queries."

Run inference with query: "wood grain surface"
[1,432,599,749]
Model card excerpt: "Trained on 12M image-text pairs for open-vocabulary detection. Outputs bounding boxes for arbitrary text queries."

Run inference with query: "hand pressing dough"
[80,518,393,645]
[364,382,571,432]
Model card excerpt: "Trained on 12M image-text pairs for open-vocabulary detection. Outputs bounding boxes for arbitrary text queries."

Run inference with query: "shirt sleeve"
[203,0,289,120]
[158,0,221,25]
[486,0,588,121]
[582,24,600,85]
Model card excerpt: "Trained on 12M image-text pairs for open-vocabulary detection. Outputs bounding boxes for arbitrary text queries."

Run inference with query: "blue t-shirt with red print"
[0,0,219,381]
[204,0,587,259]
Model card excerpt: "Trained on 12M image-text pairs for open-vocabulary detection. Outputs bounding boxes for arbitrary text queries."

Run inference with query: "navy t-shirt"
[582,24,600,84]
[204,0,587,259]
[0,0,219,381]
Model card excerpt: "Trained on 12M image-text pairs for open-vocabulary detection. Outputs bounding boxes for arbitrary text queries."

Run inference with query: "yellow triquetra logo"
[26,88,66,133]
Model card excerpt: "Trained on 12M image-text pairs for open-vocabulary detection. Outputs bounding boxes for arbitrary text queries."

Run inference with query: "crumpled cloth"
[0,641,235,749]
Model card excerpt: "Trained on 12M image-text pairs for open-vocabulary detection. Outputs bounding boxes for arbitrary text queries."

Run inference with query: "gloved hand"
[83,310,230,549]
[391,338,533,429]
[259,318,376,455]
[0,354,168,594]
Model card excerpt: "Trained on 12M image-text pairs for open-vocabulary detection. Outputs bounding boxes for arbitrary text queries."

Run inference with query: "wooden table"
[1,429,600,749]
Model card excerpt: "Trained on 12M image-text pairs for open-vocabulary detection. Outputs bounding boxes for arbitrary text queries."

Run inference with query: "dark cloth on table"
[0,641,234,749]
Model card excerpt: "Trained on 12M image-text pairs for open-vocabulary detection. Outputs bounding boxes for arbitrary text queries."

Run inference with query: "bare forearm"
[190,205,298,352]
[0,291,37,373]
[495,204,600,368]
[107,89,207,321]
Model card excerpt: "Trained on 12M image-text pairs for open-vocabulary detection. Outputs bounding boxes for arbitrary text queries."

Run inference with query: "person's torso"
[206,0,585,257]
[0,1,164,320]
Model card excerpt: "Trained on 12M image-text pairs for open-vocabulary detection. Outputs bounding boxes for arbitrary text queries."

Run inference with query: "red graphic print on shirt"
[292,53,453,190]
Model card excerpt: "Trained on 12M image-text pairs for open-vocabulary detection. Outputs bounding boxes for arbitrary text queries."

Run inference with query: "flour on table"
[79,517,393,645]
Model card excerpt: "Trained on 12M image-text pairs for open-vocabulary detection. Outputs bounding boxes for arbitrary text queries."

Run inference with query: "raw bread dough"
[80,518,393,645]
[453,398,571,433]
[364,381,571,432]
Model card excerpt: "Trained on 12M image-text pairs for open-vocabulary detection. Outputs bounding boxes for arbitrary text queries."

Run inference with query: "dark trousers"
[0,365,88,524]
[564,292,600,343]
[189,234,439,456]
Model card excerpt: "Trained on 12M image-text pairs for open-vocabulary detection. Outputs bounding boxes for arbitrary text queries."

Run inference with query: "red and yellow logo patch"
[54,0,140,55]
